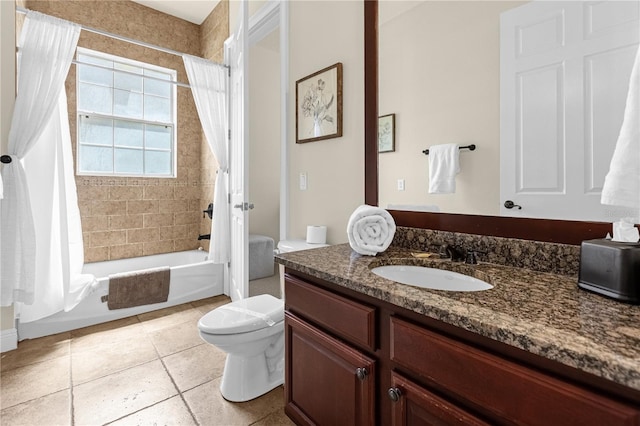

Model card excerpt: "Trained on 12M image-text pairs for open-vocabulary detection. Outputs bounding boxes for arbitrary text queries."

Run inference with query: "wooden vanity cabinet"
[390,317,640,426]
[284,272,640,426]
[284,274,377,425]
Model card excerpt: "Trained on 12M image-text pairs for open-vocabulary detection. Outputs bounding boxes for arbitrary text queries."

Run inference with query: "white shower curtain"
[1,11,95,321]
[183,55,230,264]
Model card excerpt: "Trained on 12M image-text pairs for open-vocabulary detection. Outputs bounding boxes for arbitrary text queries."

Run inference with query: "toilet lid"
[198,294,284,335]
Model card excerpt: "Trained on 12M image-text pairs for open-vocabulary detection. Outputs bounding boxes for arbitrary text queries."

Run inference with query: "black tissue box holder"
[578,239,640,304]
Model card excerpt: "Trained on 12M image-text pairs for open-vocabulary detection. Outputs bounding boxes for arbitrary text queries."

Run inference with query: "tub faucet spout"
[198,234,211,240]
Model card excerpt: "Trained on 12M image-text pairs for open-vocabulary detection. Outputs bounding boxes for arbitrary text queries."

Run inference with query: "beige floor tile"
[0,389,71,426]
[73,360,177,426]
[138,305,203,334]
[251,407,296,426]
[71,316,143,353]
[0,332,71,372]
[72,335,158,385]
[0,356,70,410]
[190,295,231,315]
[183,378,285,426]
[162,344,226,392]
[108,396,196,426]
[148,320,203,357]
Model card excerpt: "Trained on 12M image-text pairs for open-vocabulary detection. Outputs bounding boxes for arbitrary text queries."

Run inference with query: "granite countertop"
[275,243,640,391]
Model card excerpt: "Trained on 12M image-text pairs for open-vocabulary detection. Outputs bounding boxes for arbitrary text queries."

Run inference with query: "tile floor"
[0,273,295,426]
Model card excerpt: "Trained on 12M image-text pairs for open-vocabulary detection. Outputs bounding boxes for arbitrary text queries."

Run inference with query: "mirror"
[374,0,639,221]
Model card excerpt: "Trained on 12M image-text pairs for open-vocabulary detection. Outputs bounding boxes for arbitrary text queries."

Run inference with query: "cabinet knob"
[355,367,368,381]
[388,387,402,402]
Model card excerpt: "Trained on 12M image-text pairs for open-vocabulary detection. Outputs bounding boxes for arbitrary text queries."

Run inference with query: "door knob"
[388,387,402,402]
[233,202,255,211]
[504,200,522,210]
[355,367,368,381]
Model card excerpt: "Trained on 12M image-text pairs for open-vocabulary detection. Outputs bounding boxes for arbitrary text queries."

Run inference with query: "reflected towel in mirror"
[428,143,460,194]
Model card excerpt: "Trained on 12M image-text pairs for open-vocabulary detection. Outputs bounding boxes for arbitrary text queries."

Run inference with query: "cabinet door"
[285,312,375,426]
[389,372,489,426]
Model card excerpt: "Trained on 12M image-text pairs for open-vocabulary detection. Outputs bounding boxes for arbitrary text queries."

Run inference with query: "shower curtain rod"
[15,6,228,69]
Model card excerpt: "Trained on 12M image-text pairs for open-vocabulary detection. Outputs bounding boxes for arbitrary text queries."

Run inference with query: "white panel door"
[226,0,249,302]
[500,0,639,221]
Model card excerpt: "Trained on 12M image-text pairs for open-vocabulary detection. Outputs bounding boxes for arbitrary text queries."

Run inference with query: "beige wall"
[378,1,522,215]
[0,0,17,331]
[249,31,280,243]
[288,1,364,244]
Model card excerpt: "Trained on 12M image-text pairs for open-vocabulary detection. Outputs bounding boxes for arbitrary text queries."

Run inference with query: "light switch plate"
[299,172,308,190]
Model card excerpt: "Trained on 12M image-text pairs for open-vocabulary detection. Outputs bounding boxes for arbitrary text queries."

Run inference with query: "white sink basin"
[371,265,493,292]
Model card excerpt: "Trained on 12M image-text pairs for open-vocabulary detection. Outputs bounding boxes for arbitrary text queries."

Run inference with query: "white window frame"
[76,47,178,178]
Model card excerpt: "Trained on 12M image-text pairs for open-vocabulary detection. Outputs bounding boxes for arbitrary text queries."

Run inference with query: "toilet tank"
[277,239,329,297]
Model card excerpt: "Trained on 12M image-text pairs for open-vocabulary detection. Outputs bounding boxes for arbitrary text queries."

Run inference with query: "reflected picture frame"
[296,63,343,143]
[378,113,395,153]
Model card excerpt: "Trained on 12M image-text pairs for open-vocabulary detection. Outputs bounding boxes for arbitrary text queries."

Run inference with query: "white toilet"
[197,239,328,402]
[198,294,285,402]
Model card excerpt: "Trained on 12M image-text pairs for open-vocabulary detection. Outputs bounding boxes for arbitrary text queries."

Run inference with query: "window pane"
[79,145,113,173]
[78,83,112,115]
[115,148,143,174]
[79,116,113,146]
[114,70,142,93]
[144,95,171,122]
[76,49,176,178]
[145,150,172,175]
[114,120,143,148]
[78,55,112,86]
[114,89,143,119]
[144,69,171,97]
[145,124,171,149]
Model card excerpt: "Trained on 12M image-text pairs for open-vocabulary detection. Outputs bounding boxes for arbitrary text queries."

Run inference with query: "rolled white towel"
[347,205,396,256]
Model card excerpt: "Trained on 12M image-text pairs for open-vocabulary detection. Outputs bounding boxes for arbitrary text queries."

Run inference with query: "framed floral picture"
[378,113,395,153]
[296,63,343,143]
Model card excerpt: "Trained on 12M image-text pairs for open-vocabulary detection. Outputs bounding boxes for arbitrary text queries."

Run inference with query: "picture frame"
[378,113,395,153]
[296,63,343,143]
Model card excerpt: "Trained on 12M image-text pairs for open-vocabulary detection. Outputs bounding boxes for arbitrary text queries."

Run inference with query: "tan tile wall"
[23,1,229,262]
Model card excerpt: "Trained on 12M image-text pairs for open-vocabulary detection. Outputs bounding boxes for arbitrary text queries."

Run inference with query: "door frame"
[247,0,290,243]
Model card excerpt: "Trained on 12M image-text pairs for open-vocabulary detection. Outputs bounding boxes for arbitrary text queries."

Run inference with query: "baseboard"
[0,328,18,352]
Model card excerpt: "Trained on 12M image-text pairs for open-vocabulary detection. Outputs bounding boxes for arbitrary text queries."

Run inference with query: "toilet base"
[220,352,284,402]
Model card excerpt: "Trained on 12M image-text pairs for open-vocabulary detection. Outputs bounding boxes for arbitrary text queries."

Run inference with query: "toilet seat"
[198,294,284,335]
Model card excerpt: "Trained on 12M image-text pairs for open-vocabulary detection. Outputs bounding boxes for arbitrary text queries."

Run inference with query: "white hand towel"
[601,45,640,209]
[428,143,460,194]
[347,205,396,256]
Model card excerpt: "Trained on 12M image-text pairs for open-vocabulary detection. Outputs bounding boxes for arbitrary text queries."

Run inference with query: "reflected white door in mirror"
[500,0,639,222]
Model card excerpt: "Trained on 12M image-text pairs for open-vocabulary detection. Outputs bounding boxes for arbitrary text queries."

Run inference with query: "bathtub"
[17,250,224,341]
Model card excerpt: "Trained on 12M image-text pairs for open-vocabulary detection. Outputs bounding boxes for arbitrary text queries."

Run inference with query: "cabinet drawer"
[285,274,376,351]
[390,317,640,425]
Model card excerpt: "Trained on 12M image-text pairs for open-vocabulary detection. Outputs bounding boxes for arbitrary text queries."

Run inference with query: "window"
[76,48,177,177]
